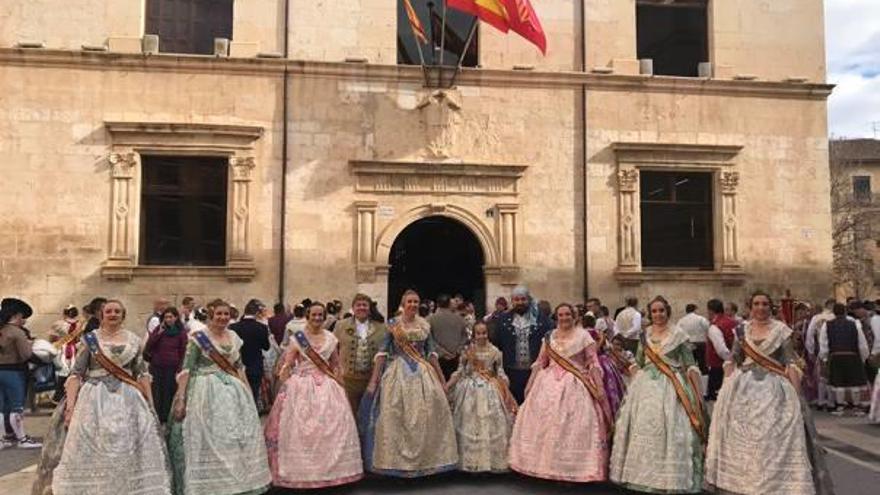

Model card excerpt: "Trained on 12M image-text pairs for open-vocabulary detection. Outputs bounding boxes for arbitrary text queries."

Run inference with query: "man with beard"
[490,286,552,404]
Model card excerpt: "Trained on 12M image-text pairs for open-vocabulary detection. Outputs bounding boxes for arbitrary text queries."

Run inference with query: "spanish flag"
[403,0,429,45]
[447,0,511,33]
[447,0,546,54]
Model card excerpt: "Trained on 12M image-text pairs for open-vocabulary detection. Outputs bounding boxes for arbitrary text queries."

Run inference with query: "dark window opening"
[640,171,713,269]
[145,0,233,55]
[397,0,478,67]
[140,156,228,266]
[636,0,709,77]
[853,176,872,203]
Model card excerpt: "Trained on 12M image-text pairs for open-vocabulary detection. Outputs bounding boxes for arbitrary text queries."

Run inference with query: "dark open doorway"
[387,216,486,317]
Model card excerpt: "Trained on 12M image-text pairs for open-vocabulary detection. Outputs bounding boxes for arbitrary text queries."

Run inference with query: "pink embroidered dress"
[264,330,363,488]
[509,328,610,482]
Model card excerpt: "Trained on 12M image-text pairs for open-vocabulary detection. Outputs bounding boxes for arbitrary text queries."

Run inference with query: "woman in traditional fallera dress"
[264,302,363,488]
[446,322,515,473]
[509,303,611,482]
[167,300,271,495]
[706,291,834,495]
[610,296,706,494]
[48,300,171,495]
[583,312,628,418]
[359,290,458,477]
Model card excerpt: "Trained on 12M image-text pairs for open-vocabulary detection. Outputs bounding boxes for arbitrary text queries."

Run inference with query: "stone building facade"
[830,138,880,300]
[0,0,833,329]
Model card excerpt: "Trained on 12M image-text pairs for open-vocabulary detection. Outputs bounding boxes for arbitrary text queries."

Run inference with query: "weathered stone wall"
[0,61,284,331]
[0,0,833,332]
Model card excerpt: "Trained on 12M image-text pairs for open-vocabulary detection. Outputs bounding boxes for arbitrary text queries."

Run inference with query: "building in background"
[0,0,834,329]
[830,138,880,300]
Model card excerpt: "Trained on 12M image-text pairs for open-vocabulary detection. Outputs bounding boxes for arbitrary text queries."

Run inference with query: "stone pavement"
[2,409,879,495]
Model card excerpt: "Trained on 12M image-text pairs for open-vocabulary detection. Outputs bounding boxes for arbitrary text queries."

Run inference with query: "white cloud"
[826,0,880,138]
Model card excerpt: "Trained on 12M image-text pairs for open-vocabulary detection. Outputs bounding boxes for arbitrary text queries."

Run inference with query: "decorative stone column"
[355,201,379,283]
[355,201,378,264]
[617,167,641,272]
[495,204,518,266]
[225,156,257,281]
[719,171,741,271]
[101,152,138,280]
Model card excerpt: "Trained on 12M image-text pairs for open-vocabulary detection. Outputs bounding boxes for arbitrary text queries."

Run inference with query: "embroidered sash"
[468,346,518,414]
[543,335,613,429]
[82,332,147,399]
[741,337,787,378]
[390,322,443,385]
[294,330,345,387]
[54,320,86,353]
[642,338,706,443]
[192,331,245,383]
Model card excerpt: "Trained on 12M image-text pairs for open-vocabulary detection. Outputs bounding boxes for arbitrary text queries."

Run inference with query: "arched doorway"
[387,216,486,317]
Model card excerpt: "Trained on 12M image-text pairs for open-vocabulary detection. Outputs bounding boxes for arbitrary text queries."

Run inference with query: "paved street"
[2,409,878,495]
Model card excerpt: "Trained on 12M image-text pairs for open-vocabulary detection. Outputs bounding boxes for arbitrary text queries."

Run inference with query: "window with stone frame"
[397,0,478,67]
[145,0,233,55]
[640,171,714,269]
[140,155,228,266]
[853,175,872,203]
[636,0,709,77]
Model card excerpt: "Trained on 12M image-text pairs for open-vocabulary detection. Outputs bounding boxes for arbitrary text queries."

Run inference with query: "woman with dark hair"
[48,305,83,403]
[447,321,514,473]
[509,303,611,482]
[610,296,706,494]
[143,306,188,424]
[47,299,171,494]
[582,312,628,418]
[168,300,270,495]
[0,298,39,449]
[265,302,363,488]
[359,289,458,477]
[706,291,833,495]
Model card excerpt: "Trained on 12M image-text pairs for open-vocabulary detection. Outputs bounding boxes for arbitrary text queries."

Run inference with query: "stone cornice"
[0,48,834,100]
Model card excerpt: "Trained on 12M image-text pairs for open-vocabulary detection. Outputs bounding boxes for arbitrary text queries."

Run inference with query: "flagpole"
[447,17,478,89]
[438,0,448,87]
[413,35,431,88]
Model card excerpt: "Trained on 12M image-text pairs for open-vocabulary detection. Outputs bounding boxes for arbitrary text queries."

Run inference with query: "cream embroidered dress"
[358,316,458,477]
[509,328,610,482]
[609,325,705,494]
[264,330,363,488]
[50,330,171,495]
[448,343,512,473]
[167,330,270,495]
[705,320,833,495]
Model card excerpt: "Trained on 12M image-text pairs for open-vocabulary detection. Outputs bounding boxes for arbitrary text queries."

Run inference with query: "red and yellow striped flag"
[503,0,547,54]
[447,0,511,33]
[403,0,429,45]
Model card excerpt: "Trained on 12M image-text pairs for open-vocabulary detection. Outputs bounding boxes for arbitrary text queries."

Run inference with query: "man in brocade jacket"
[491,286,552,404]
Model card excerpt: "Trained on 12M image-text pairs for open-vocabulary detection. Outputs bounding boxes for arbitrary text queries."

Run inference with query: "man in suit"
[229,299,271,406]
[490,286,552,404]
[428,294,469,380]
[334,294,388,412]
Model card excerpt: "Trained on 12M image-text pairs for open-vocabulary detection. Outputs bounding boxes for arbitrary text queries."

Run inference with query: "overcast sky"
[826,0,880,138]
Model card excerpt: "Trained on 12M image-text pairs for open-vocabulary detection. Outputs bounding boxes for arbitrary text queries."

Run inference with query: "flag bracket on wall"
[402,0,546,89]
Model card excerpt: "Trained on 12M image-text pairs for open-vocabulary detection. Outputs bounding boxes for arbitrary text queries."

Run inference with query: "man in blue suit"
[490,286,552,404]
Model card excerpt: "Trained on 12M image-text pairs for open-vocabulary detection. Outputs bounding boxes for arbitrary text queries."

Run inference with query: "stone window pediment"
[101,121,263,281]
[612,141,746,285]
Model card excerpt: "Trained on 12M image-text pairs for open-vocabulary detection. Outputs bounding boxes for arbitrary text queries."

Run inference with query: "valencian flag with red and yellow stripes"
[447,0,546,54]
[403,0,429,45]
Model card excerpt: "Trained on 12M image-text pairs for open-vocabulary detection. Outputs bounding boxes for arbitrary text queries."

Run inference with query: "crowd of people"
[0,286,878,494]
